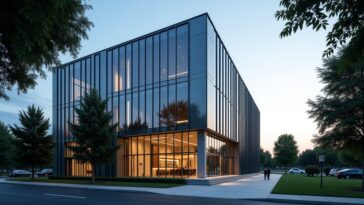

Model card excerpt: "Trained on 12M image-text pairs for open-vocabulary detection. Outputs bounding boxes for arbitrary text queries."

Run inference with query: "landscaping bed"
[272,174,364,198]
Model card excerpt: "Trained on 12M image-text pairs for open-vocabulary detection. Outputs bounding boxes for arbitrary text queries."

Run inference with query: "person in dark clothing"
[263,168,267,180]
[267,168,271,180]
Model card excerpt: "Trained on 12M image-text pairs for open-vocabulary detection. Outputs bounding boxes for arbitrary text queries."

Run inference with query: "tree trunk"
[284,166,287,174]
[31,166,35,181]
[91,163,96,184]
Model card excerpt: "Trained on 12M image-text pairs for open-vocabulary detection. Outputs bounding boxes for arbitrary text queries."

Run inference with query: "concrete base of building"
[185,172,260,185]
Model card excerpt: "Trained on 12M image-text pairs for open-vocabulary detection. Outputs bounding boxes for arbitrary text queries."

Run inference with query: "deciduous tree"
[307,46,364,188]
[0,0,93,99]
[273,134,299,173]
[275,0,364,57]
[298,149,317,167]
[260,148,267,167]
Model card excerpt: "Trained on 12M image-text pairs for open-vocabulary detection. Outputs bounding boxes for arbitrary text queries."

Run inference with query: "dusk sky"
[0,0,331,153]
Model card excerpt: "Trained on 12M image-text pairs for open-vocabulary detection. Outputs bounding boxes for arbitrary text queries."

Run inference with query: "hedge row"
[48,176,186,184]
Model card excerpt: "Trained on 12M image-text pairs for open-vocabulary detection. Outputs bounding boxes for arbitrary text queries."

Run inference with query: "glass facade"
[117,131,197,178]
[206,133,234,177]
[53,14,260,178]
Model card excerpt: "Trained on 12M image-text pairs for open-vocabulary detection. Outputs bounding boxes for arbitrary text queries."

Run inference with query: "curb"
[0,179,159,194]
[252,198,362,205]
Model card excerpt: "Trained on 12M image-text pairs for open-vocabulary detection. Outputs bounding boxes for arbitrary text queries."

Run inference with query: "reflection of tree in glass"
[159,100,188,126]
[220,144,229,155]
[121,118,148,132]
[207,146,218,154]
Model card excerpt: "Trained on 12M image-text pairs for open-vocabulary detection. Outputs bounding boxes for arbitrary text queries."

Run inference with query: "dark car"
[336,168,363,179]
[36,169,53,177]
[8,170,32,177]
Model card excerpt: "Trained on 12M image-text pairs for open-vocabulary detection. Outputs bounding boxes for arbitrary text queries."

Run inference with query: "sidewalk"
[1,174,364,204]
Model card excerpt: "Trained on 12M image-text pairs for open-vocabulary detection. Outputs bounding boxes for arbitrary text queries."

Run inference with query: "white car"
[288,168,305,174]
[8,170,32,177]
[329,168,338,176]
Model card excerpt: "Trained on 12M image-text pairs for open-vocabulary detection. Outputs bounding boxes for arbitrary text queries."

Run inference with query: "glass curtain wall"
[56,24,189,175]
[120,131,197,178]
[112,24,189,134]
[206,132,234,177]
[206,19,239,142]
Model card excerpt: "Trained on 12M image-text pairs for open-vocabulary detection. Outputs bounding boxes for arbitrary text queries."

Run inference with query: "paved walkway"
[1,174,364,204]
[155,174,280,199]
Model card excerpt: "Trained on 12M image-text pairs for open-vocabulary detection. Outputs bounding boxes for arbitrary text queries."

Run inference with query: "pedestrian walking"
[263,168,267,180]
[267,167,271,180]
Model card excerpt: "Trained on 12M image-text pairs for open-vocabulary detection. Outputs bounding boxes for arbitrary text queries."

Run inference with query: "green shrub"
[323,166,331,176]
[305,165,320,176]
[48,176,186,184]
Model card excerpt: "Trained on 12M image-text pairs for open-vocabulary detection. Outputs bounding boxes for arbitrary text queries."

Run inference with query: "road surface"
[0,183,302,205]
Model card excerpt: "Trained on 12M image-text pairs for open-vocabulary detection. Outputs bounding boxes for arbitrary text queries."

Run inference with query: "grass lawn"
[8,177,181,188]
[272,174,364,198]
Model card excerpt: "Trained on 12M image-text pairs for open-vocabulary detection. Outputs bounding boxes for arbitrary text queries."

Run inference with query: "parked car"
[288,168,305,174]
[329,168,338,176]
[336,168,363,179]
[36,169,53,177]
[8,170,32,177]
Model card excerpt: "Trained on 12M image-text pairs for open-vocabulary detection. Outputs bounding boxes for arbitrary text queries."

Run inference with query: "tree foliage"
[0,0,93,99]
[275,0,364,57]
[307,46,364,187]
[0,121,13,170]
[305,165,320,176]
[313,146,340,166]
[264,150,273,168]
[68,89,118,183]
[10,105,53,180]
[260,148,273,168]
[298,149,317,166]
[273,134,299,173]
[260,148,266,167]
[338,150,361,167]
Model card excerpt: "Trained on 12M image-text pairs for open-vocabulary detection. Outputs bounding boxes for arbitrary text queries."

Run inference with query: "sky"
[0,0,330,154]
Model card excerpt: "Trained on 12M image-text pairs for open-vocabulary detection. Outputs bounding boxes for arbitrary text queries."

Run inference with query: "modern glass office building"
[53,13,260,178]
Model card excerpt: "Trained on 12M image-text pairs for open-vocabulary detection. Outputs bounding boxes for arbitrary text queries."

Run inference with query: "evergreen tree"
[273,134,299,173]
[10,105,53,180]
[68,89,118,183]
[0,121,14,172]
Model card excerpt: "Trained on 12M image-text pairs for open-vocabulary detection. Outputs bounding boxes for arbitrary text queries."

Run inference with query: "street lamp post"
[319,155,325,188]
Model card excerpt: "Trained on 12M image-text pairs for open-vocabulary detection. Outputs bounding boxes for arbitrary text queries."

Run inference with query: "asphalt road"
[0,183,302,205]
